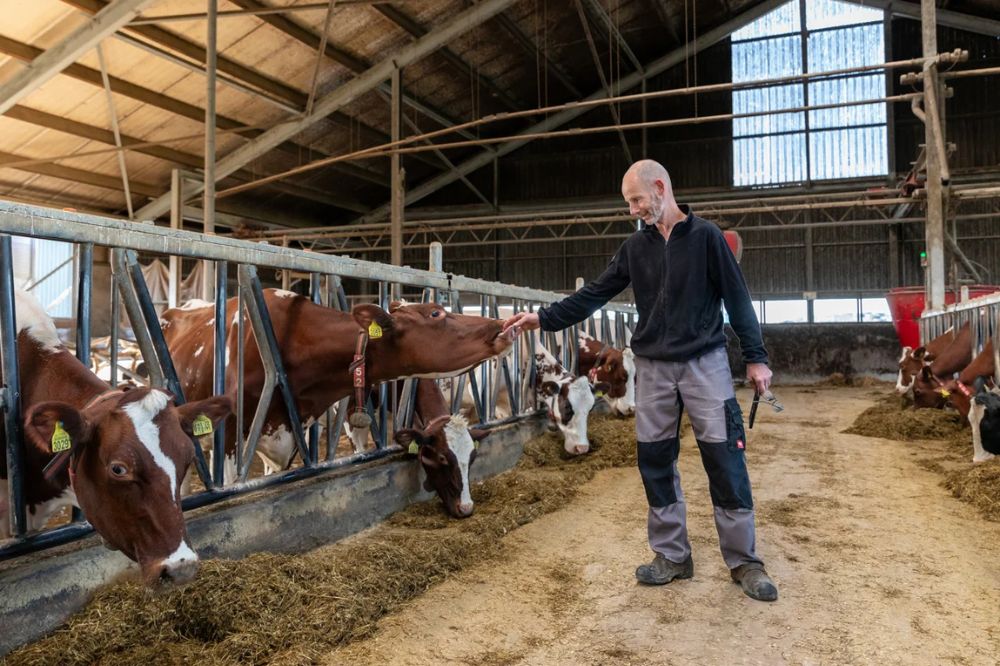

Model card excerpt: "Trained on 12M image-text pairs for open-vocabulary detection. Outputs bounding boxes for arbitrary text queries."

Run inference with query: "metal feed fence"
[919,290,1000,385]
[0,200,636,560]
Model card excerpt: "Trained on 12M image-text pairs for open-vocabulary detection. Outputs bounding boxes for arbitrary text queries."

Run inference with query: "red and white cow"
[896,324,965,395]
[912,323,974,409]
[577,331,635,416]
[393,379,488,518]
[1,290,231,585]
[534,342,596,455]
[937,341,998,463]
[161,290,513,478]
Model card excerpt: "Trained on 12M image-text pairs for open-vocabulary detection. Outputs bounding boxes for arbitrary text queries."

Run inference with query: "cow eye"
[109,462,130,478]
[430,310,442,318]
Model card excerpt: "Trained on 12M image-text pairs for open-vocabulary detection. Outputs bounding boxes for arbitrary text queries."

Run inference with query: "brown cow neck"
[958,341,995,385]
[17,333,108,410]
[929,326,974,378]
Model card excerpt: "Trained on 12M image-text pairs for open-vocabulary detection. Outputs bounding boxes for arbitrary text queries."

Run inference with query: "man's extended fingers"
[502,313,526,332]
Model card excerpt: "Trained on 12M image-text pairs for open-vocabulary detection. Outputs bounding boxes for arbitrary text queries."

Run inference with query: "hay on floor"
[944,460,1000,522]
[7,414,638,666]
[842,394,966,441]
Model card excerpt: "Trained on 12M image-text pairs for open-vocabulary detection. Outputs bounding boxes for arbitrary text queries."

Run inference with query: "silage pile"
[844,391,999,523]
[842,393,965,441]
[5,415,638,666]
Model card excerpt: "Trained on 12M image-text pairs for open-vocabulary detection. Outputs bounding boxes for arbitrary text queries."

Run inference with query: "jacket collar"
[641,204,693,238]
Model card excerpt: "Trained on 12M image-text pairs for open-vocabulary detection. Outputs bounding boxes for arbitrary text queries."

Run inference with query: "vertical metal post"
[798,0,812,185]
[236,282,245,473]
[884,3,896,183]
[428,241,443,303]
[390,67,404,267]
[75,243,93,369]
[203,0,219,302]
[212,261,227,485]
[168,169,183,309]
[0,236,26,536]
[110,277,119,387]
[922,0,945,310]
[641,79,648,157]
[308,273,321,464]
[804,226,814,323]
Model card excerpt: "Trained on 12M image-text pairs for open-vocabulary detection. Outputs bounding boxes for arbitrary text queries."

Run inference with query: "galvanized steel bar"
[212,261,228,485]
[0,236,26,537]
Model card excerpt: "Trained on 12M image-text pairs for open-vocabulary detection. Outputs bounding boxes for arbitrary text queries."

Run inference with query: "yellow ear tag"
[51,421,72,453]
[940,389,951,398]
[408,441,419,455]
[192,414,214,437]
[595,391,605,398]
[368,322,383,339]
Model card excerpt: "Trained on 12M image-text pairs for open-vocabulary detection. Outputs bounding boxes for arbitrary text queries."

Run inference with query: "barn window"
[12,237,75,318]
[731,0,887,186]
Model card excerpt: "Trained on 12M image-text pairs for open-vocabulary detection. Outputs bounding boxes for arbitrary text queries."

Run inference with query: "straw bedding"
[5,415,639,666]
[843,391,999,522]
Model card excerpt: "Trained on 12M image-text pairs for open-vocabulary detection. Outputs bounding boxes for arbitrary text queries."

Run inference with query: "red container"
[886,285,1000,349]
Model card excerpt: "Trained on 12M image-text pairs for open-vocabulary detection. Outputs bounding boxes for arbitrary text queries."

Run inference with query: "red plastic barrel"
[886,285,1000,349]
[724,230,743,262]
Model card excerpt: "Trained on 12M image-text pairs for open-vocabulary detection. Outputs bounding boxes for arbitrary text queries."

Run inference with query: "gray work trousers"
[634,347,762,570]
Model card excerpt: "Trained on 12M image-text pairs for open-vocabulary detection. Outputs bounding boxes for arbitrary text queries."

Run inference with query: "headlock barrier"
[0,200,636,561]
[920,290,1000,385]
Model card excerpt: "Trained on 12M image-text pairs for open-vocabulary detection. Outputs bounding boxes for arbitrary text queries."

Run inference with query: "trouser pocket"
[724,397,747,452]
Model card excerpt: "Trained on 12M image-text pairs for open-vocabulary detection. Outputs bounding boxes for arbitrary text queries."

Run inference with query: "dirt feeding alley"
[326,386,1000,666]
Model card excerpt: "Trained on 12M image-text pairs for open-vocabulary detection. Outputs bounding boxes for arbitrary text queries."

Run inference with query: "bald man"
[504,159,777,602]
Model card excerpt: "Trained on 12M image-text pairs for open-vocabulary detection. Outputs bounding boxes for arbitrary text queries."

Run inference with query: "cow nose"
[569,443,589,455]
[456,501,475,517]
[155,557,199,586]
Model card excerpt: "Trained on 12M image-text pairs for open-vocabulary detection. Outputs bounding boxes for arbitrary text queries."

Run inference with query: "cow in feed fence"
[532,342,597,455]
[911,323,974,409]
[392,379,489,518]
[161,289,515,480]
[936,340,1000,463]
[577,330,636,416]
[1,290,231,585]
[896,323,966,395]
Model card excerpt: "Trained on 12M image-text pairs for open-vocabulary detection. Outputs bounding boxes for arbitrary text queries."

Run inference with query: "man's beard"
[645,192,664,223]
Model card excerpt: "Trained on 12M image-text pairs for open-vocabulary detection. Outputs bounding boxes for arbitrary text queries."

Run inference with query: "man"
[503,159,777,602]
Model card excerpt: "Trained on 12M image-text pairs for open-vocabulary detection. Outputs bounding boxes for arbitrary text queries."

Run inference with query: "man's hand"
[503,311,540,336]
[746,363,772,394]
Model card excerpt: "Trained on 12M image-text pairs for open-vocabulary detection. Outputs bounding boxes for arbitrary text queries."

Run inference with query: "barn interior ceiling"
[0,0,997,235]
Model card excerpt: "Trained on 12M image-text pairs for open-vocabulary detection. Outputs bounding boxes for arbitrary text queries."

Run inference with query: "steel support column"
[922,0,945,310]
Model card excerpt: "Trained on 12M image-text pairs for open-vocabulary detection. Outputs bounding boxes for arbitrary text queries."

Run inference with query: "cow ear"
[394,428,427,455]
[539,381,560,397]
[23,402,93,456]
[469,427,490,442]
[913,347,927,360]
[919,366,934,381]
[176,396,233,437]
[352,304,394,338]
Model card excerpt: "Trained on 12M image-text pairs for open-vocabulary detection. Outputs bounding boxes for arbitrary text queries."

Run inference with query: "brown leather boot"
[730,563,778,601]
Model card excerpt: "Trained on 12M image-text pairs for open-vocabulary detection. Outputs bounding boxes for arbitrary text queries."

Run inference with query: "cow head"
[354,303,514,379]
[536,347,596,455]
[24,388,232,585]
[912,366,948,409]
[896,346,918,394]
[394,414,488,518]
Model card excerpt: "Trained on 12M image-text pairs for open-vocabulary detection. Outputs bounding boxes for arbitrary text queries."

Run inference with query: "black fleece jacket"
[537,207,768,365]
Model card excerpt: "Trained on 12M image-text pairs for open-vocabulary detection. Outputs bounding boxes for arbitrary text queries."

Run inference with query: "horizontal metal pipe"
[0,201,637,312]
[129,0,394,25]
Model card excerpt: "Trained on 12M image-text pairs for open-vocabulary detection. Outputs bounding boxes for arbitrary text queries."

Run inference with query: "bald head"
[623,159,672,195]
[622,159,676,226]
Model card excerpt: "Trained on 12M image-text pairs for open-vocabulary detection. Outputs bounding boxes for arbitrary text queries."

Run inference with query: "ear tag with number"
[368,322,383,339]
[192,414,214,437]
[408,441,419,455]
[51,421,73,453]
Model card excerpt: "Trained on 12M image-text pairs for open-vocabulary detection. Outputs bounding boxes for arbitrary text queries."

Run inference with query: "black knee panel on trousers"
[695,398,754,510]
[637,437,680,507]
